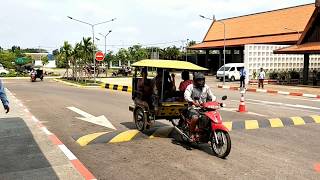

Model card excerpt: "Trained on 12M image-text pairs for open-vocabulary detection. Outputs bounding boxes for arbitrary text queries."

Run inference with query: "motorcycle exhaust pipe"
[173,126,192,142]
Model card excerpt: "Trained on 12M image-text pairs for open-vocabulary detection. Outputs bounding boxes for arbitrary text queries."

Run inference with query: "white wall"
[244,44,320,77]
[34,60,56,68]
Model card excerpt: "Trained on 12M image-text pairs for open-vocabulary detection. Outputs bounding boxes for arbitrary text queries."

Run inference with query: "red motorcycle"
[173,96,231,158]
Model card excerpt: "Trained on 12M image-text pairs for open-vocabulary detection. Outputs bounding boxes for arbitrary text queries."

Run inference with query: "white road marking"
[285,96,320,102]
[221,107,267,117]
[237,100,319,113]
[58,145,77,160]
[246,99,320,111]
[67,107,94,118]
[67,107,116,130]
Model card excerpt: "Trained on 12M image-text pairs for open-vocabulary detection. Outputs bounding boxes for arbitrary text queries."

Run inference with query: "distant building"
[25,53,56,68]
[190,3,320,77]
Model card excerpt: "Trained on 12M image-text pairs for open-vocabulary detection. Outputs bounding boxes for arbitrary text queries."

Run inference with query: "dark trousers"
[258,79,264,89]
[240,76,245,88]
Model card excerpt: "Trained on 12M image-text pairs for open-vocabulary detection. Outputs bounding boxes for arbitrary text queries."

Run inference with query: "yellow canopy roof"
[131,59,208,71]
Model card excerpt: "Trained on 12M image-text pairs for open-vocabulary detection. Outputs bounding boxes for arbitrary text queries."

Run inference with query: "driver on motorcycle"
[184,72,216,141]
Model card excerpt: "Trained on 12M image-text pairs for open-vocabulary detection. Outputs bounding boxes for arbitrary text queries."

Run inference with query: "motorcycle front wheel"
[211,130,231,159]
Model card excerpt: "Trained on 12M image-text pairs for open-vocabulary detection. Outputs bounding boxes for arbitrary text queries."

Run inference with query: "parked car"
[0,64,9,75]
[216,63,244,81]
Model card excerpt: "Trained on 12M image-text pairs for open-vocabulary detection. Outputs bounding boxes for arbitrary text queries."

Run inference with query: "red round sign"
[95,51,105,61]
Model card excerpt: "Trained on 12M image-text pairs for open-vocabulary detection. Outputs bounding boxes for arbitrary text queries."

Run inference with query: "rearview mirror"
[222,96,228,100]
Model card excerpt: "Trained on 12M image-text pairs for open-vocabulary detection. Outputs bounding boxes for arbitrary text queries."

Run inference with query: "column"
[219,49,223,68]
[231,49,235,63]
[205,50,209,68]
[303,54,310,85]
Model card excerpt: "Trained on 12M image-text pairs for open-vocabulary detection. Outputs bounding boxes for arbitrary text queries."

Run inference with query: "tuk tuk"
[129,59,208,131]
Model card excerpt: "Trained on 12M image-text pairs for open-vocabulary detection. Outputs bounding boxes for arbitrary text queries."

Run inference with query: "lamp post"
[186,38,189,61]
[67,16,116,83]
[99,30,112,77]
[200,14,226,85]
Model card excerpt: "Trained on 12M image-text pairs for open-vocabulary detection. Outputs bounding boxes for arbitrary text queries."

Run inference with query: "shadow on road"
[0,117,59,179]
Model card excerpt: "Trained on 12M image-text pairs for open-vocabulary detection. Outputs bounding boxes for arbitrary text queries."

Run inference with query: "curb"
[54,79,101,88]
[73,115,320,146]
[217,85,320,99]
[7,89,97,180]
[101,83,132,92]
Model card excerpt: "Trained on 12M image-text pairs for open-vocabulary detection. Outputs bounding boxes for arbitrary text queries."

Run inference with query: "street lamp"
[99,30,112,77]
[67,16,116,83]
[200,14,226,85]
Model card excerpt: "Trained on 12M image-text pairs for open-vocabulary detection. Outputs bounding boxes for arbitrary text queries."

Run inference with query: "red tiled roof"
[274,41,320,54]
[191,34,300,49]
[191,3,315,49]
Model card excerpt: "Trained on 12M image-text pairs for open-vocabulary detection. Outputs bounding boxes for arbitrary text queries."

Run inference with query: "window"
[236,67,243,71]
[230,67,235,71]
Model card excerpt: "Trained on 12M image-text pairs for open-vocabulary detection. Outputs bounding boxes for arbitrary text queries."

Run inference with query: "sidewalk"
[0,89,92,179]
[214,81,320,97]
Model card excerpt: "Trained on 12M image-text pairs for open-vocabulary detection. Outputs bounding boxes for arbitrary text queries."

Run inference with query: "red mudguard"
[212,123,229,132]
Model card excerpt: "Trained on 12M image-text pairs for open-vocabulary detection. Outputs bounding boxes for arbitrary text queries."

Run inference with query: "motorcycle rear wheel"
[211,130,231,159]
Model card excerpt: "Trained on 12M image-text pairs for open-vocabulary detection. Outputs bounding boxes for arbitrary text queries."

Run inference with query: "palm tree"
[82,37,93,65]
[72,42,83,80]
[61,41,73,78]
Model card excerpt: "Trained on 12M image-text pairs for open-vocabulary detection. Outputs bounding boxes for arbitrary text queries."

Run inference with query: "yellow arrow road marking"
[77,132,109,146]
[269,118,284,128]
[109,130,140,143]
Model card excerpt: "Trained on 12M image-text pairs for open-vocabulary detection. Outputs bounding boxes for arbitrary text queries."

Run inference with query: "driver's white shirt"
[184,84,216,104]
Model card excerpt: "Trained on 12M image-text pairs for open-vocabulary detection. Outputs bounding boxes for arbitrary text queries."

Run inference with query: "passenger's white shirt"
[184,84,216,104]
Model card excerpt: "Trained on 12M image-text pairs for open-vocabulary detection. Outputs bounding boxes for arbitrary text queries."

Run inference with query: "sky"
[0,0,314,53]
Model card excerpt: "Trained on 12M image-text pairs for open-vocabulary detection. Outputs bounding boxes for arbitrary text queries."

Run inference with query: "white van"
[216,63,244,81]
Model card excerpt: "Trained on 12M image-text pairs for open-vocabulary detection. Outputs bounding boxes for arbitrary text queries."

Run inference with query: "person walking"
[239,67,247,89]
[258,68,266,89]
[0,80,9,113]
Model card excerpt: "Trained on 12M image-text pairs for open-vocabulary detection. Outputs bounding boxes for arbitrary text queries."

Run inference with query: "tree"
[162,46,180,60]
[41,55,49,66]
[128,45,148,63]
[115,48,130,66]
[82,37,93,64]
[187,40,197,47]
[61,41,73,77]
[52,49,60,56]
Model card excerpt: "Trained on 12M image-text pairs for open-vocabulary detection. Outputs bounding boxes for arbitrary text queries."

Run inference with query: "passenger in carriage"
[179,71,193,92]
[137,68,153,107]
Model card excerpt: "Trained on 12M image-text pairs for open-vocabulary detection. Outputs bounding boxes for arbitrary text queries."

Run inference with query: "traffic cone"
[237,95,247,112]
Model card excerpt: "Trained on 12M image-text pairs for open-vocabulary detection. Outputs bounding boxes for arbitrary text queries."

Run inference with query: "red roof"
[191,3,315,49]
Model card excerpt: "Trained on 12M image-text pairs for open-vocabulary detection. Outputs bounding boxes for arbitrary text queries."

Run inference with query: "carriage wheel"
[134,107,148,131]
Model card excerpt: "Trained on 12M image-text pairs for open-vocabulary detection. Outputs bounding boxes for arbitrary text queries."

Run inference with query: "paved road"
[4,79,320,180]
